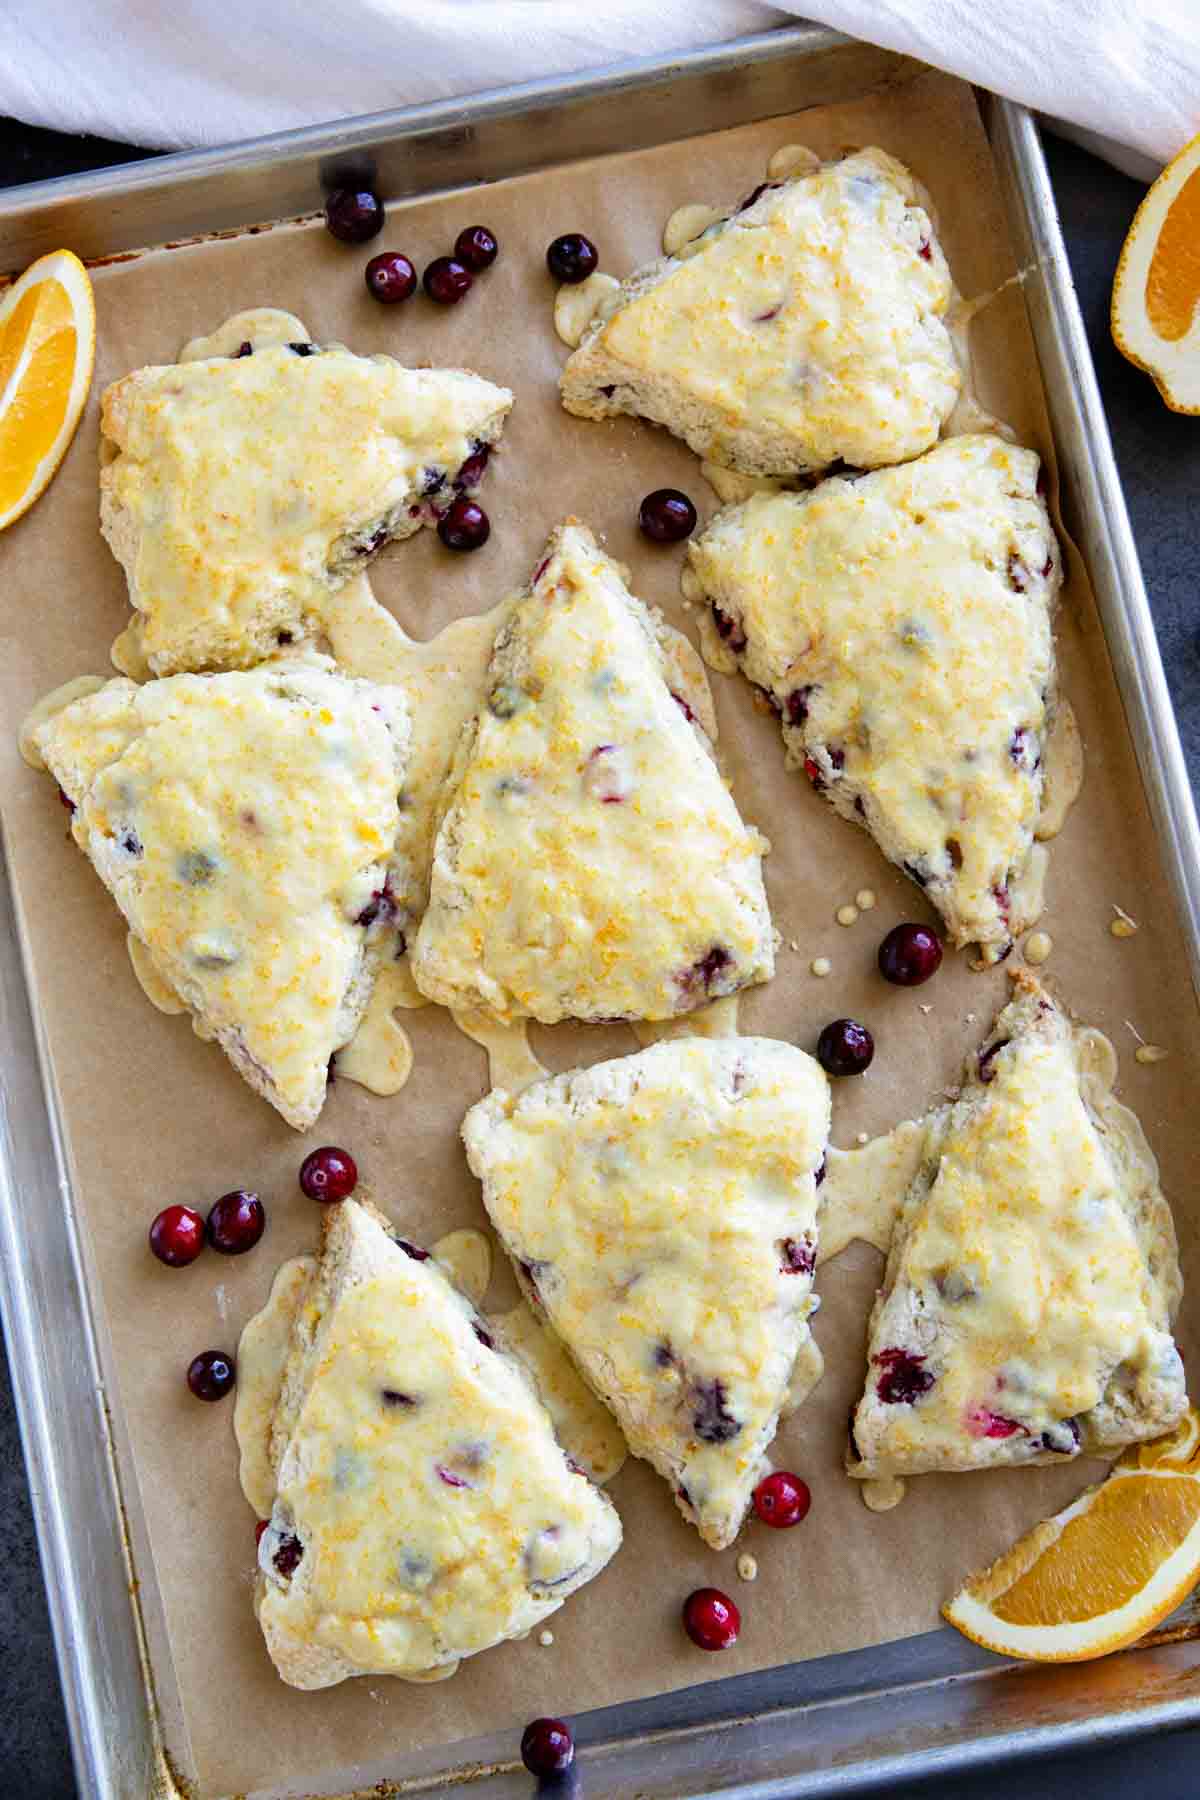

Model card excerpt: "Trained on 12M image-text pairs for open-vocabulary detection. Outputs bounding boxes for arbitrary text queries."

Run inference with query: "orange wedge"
[944,1408,1200,1662]
[0,249,95,531]
[1112,131,1200,412]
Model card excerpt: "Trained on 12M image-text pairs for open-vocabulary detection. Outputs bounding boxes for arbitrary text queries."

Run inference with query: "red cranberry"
[324,187,384,244]
[365,251,417,303]
[299,1146,358,1203]
[423,256,473,304]
[437,497,490,551]
[878,922,943,987]
[638,488,697,544]
[547,233,598,283]
[682,1586,740,1651]
[149,1204,205,1268]
[753,1470,811,1528]
[454,225,498,271]
[187,1349,235,1401]
[206,1189,265,1255]
[520,1717,574,1778]
[816,1018,874,1078]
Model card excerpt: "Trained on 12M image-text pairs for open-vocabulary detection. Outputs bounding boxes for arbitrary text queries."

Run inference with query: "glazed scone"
[463,1036,831,1549]
[411,521,774,1024]
[247,1199,621,1689]
[848,972,1187,1482]
[32,661,409,1130]
[561,148,960,475]
[687,435,1062,958]
[101,333,512,674]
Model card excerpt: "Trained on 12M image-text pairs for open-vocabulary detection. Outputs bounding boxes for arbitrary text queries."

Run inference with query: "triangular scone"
[32,662,410,1130]
[411,522,774,1023]
[687,435,1062,959]
[251,1199,621,1689]
[462,1037,831,1549]
[848,973,1187,1483]
[561,148,960,476]
[101,336,512,674]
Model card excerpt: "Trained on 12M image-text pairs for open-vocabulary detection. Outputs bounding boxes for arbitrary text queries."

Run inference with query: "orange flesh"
[1145,167,1200,343]
[0,282,76,511]
[993,1475,1200,1627]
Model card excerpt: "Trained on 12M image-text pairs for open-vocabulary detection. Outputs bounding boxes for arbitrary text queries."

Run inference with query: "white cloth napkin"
[3,0,1195,175]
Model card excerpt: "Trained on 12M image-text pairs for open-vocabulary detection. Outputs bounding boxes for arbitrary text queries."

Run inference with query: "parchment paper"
[2,68,1198,1800]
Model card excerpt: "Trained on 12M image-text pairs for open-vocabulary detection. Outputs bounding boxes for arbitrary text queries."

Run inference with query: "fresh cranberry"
[546,232,598,283]
[423,256,473,304]
[682,1587,740,1651]
[206,1189,265,1255]
[520,1717,574,1778]
[816,1018,874,1078]
[437,497,490,551]
[324,188,384,243]
[187,1349,235,1401]
[299,1146,358,1203]
[149,1204,205,1267]
[364,251,417,303]
[753,1470,811,1528]
[878,922,943,987]
[638,488,697,543]
[873,1347,934,1405]
[454,225,498,271]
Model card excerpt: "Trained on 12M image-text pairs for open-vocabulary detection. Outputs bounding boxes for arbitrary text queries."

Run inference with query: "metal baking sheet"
[2,26,1199,1798]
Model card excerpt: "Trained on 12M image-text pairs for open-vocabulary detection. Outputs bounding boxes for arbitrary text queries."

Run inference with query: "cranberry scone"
[30,661,409,1130]
[462,1036,831,1549]
[242,1198,621,1688]
[560,148,960,476]
[410,521,774,1024]
[101,320,512,675]
[687,434,1063,960]
[848,972,1187,1484]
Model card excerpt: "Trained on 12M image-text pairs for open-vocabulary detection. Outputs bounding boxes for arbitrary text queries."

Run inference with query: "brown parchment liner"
[1,68,1198,1800]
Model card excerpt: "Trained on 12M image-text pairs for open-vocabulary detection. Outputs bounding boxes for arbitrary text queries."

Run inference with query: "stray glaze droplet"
[538,1629,555,1647]
[451,1009,548,1094]
[836,904,859,927]
[110,619,153,680]
[811,956,832,978]
[1036,700,1084,841]
[1023,929,1053,966]
[855,888,877,911]
[1136,1043,1170,1065]
[818,1121,927,1262]
[493,1302,627,1483]
[554,270,621,348]
[405,1660,461,1684]
[662,201,725,256]
[179,307,310,362]
[1110,905,1139,938]
[126,932,187,1015]
[336,960,416,1095]
[699,460,782,506]
[861,1475,907,1512]
[766,143,820,180]
[736,1552,759,1582]
[631,992,741,1049]
[19,674,107,770]
[432,1228,493,1306]
[233,1254,318,1516]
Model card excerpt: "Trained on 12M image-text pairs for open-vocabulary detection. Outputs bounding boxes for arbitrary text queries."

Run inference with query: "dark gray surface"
[1,116,1198,1800]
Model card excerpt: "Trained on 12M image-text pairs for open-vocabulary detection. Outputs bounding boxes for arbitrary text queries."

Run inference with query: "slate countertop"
[1,116,1198,1800]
